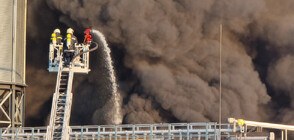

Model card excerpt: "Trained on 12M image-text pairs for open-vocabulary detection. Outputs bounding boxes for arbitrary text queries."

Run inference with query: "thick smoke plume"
[25,1,294,135]
[44,0,270,123]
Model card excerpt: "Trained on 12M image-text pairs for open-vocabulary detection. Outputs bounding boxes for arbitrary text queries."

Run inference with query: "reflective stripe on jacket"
[51,33,57,40]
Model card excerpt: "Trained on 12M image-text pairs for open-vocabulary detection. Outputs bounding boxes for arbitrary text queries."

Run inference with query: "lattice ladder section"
[53,71,68,139]
[47,64,74,140]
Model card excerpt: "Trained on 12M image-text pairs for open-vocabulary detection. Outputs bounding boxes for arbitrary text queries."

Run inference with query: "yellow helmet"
[53,28,60,34]
[67,28,74,34]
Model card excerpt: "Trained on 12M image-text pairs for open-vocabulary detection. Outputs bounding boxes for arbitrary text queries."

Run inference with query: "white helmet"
[67,28,74,34]
[54,28,60,33]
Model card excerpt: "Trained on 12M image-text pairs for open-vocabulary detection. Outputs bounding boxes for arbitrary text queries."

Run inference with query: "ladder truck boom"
[46,28,97,140]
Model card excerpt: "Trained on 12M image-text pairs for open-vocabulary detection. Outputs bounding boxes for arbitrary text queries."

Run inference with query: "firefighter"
[51,29,63,62]
[65,28,78,50]
[83,28,92,44]
[51,29,62,45]
[64,28,78,64]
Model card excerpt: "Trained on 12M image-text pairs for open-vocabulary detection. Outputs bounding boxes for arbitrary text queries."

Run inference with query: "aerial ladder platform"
[46,29,97,140]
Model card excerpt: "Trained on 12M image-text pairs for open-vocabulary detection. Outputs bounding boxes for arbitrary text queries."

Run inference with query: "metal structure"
[0,85,25,128]
[46,58,74,140]
[1,117,286,139]
[48,42,91,74]
[0,122,276,140]
[228,118,294,140]
[0,0,27,128]
[69,123,234,140]
[46,31,97,139]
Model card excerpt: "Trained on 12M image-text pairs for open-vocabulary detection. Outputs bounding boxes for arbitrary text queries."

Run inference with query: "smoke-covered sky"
[26,0,294,129]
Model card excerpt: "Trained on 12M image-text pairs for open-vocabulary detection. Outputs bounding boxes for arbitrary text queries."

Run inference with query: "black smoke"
[26,1,294,137]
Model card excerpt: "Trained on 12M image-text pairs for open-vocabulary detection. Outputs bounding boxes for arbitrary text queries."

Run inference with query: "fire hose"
[71,42,98,62]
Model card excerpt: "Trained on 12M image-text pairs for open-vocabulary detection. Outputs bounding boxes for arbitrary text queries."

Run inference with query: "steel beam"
[0,85,25,129]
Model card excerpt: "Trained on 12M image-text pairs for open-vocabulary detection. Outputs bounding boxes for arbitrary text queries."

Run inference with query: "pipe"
[285,129,287,140]
[228,118,294,131]
[243,120,294,131]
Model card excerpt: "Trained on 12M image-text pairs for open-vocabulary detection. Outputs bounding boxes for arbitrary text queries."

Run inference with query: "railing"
[70,123,235,140]
[1,119,284,139]
[49,43,91,73]
[0,127,47,139]
[48,43,63,72]
[0,123,240,139]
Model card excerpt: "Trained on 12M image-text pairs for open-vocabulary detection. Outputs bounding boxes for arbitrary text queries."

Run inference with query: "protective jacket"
[84,34,92,44]
[51,33,57,44]
[66,33,78,50]
[83,29,92,44]
[51,33,62,45]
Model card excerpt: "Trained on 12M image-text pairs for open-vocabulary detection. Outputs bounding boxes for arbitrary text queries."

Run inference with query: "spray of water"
[92,30,122,124]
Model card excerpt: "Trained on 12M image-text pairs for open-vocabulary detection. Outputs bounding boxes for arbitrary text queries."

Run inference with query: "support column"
[0,84,25,128]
